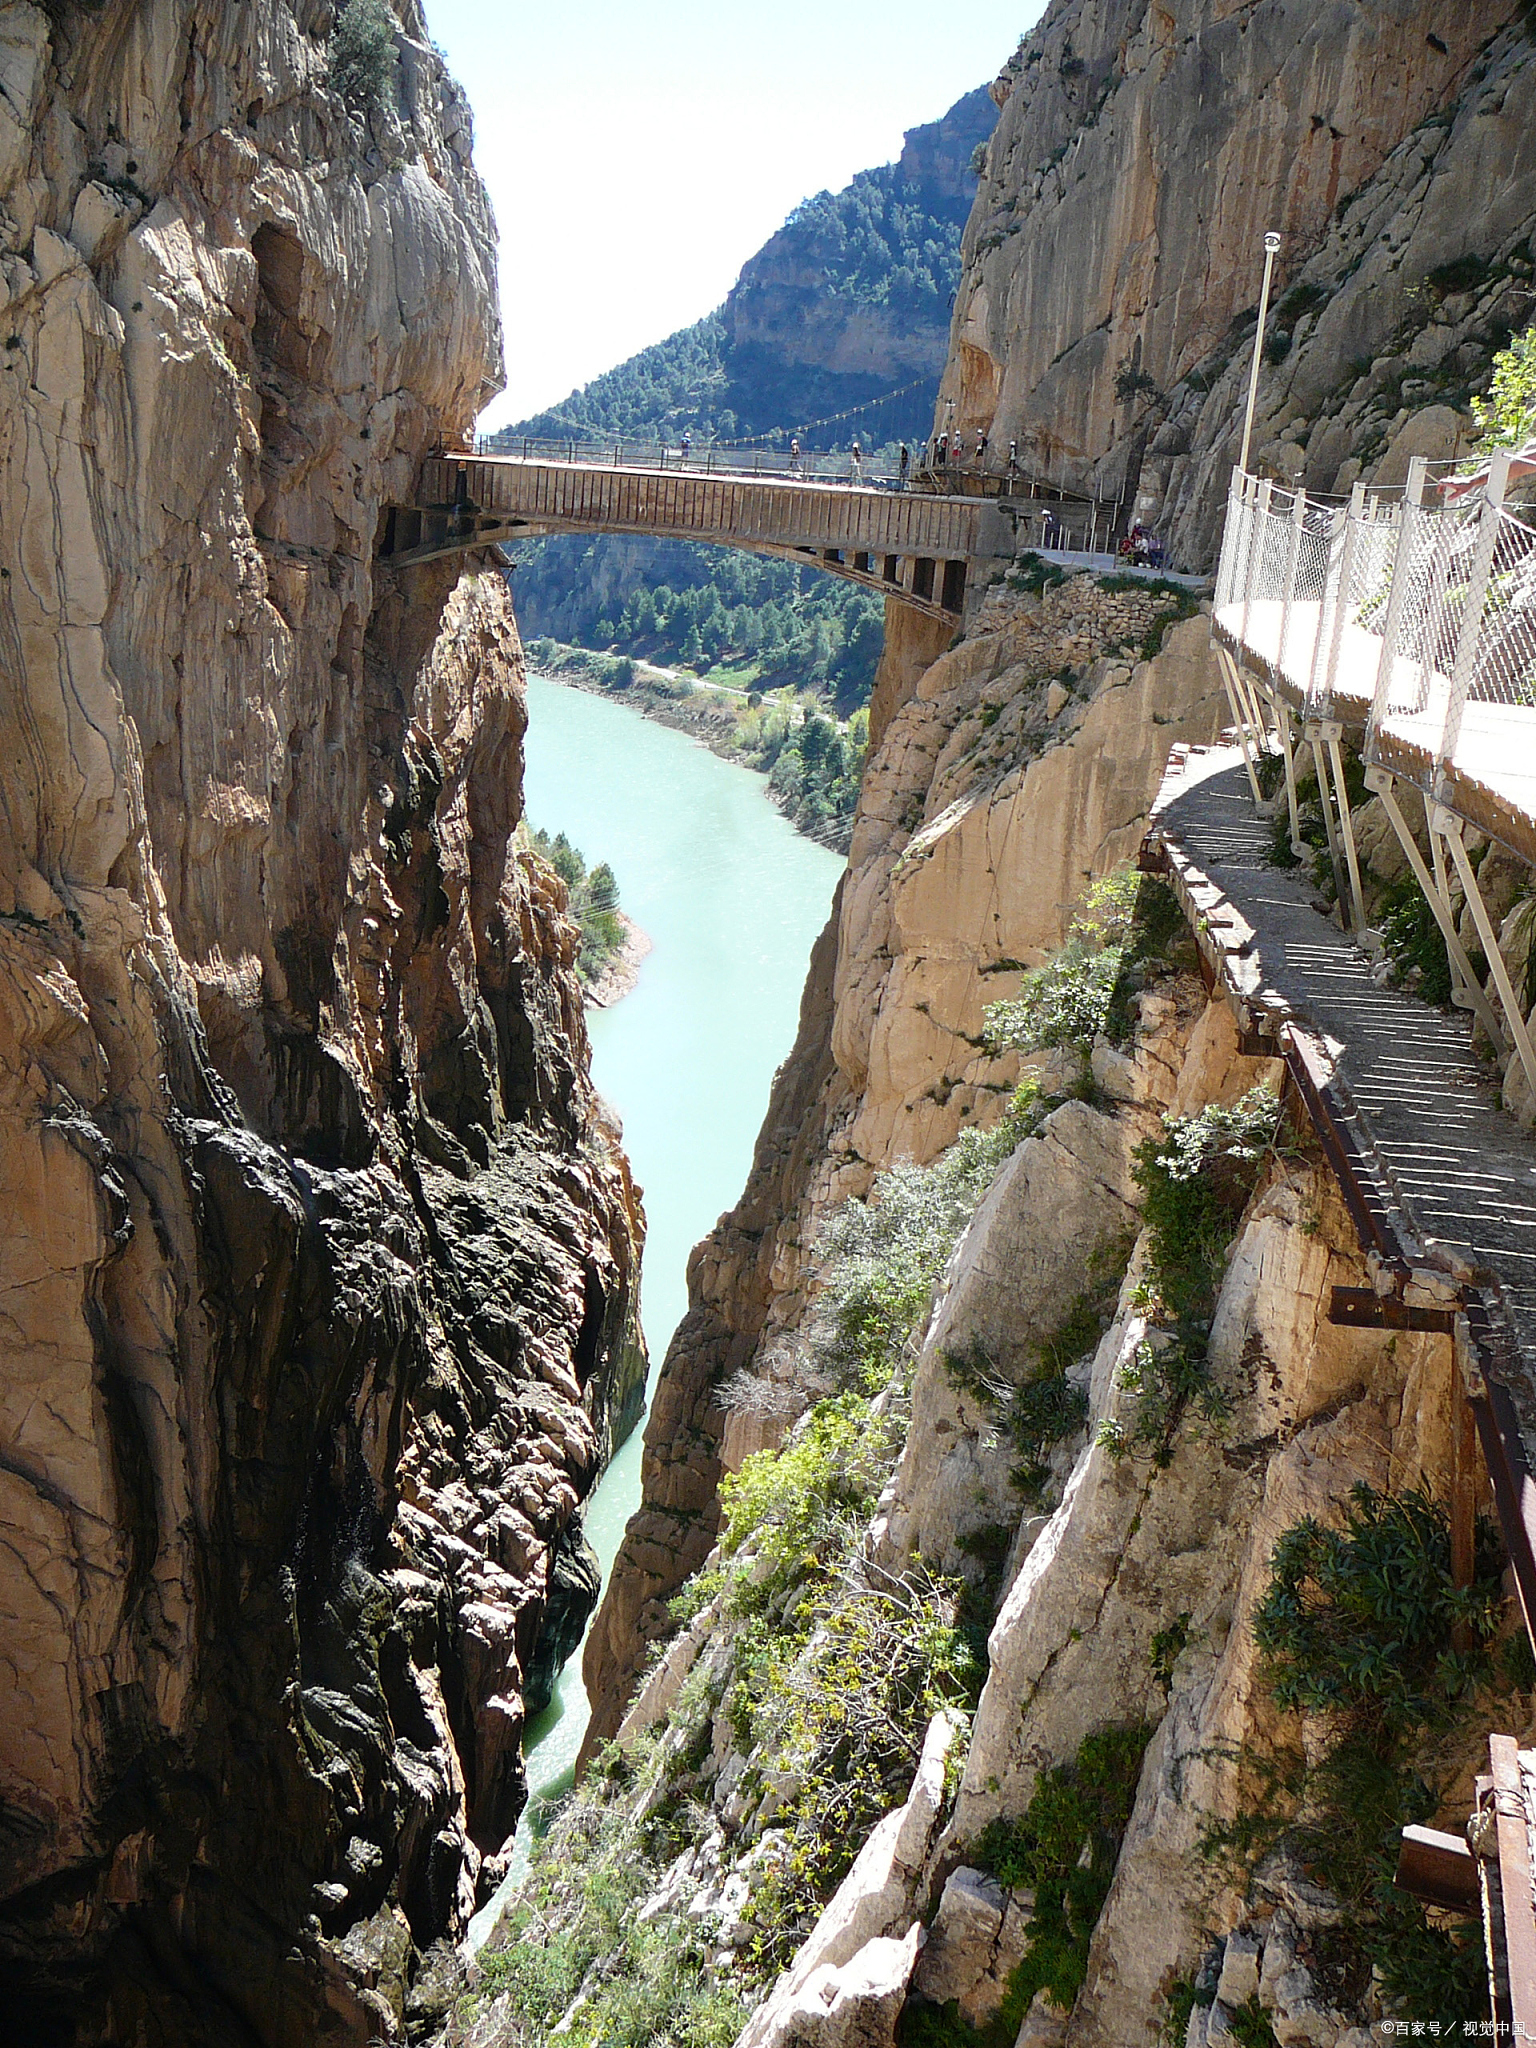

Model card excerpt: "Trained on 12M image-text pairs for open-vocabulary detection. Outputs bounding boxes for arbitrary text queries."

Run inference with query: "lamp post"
[1238,231,1282,477]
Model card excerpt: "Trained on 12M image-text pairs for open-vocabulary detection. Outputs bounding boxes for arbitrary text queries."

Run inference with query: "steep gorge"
[540,8,1536,2048]
[0,4,641,2043]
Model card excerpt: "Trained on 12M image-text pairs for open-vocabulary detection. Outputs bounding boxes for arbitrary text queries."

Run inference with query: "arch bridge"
[381,451,1019,624]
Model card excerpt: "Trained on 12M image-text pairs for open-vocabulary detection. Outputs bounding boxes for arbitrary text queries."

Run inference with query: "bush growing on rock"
[1190,1487,1507,2029]
[329,0,398,113]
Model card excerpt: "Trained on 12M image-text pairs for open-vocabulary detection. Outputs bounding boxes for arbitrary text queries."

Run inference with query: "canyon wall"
[0,3,641,2042]
[948,0,1534,567]
[587,0,1536,1759]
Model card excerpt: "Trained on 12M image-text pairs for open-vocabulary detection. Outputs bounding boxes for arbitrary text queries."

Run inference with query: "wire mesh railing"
[469,435,910,486]
[1212,453,1536,853]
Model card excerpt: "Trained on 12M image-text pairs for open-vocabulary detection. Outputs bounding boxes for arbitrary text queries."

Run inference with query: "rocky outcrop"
[722,87,997,402]
[946,2,1534,567]
[585,575,1224,1748]
[0,4,641,2041]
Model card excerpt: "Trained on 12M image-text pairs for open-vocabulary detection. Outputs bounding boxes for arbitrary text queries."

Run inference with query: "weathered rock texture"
[587,0,1536,1766]
[0,4,641,2041]
[583,576,1226,1751]
[947,3,1535,568]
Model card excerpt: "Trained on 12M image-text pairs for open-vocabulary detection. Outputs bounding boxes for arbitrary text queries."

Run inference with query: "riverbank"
[584,911,652,1008]
[526,640,860,854]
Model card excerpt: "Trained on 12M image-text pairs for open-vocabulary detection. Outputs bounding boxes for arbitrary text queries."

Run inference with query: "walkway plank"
[1147,743,1536,1445]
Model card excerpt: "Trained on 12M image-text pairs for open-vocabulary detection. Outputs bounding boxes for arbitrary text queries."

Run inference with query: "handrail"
[1210,460,1536,861]
[444,435,1125,532]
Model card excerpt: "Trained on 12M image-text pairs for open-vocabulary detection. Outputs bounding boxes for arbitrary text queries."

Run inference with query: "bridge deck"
[395,453,1008,621]
[1213,599,1536,866]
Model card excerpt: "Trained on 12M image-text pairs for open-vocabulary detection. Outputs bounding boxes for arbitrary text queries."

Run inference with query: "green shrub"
[1008,550,1069,597]
[1377,870,1455,1004]
[329,0,397,113]
[1472,322,1536,450]
[719,1393,890,1590]
[1202,1487,1505,2027]
[1254,1484,1500,1735]
[742,1565,980,1967]
[973,1725,1152,2019]
[943,1336,1090,1500]
[984,869,1140,1065]
[813,1128,1020,1392]
[1097,1087,1281,1466]
[1133,1086,1282,1322]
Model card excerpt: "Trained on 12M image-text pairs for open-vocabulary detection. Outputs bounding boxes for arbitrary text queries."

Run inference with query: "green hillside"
[500,85,995,719]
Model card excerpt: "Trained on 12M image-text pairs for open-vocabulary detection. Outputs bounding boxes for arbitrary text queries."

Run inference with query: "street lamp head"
[1264,231,1282,253]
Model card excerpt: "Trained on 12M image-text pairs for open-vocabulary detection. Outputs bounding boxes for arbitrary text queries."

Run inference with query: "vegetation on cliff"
[1185,1486,1509,2028]
[526,826,629,987]
[462,1117,1029,2047]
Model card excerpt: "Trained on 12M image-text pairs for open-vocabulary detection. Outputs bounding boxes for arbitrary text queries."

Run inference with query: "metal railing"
[453,435,1126,537]
[472,435,910,486]
[1212,456,1536,842]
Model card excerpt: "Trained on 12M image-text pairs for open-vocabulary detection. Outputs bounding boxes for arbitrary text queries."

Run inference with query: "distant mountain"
[498,84,996,451]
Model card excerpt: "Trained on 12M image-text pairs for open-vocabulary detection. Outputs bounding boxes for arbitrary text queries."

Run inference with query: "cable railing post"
[1366,456,1428,757]
[1315,483,1365,724]
[1436,449,1512,802]
[1277,486,1306,698]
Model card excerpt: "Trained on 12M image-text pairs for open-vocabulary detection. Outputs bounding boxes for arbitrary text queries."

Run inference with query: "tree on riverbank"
[514,539,886,715]
[527,827,627,985]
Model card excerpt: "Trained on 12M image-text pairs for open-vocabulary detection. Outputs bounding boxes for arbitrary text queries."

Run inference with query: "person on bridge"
[899,443,910,488]
[850,440,863,484]
[937,432,949,467]
[790,437,802,475]
[681,431,692,465]
[976,431,989,469]
[1007,439,1019,485]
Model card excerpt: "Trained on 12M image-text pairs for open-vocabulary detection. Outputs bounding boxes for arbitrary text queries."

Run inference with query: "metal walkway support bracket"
[1434,804,1536,1109]
[1362,764,1510,1054]
[1303,718,1358,930]
[1213,643,1265,803]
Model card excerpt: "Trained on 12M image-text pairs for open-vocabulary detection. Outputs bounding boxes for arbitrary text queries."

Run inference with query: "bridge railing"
[459,436,1123,530]
[1212,458,1536,853]
[472,435,909,487]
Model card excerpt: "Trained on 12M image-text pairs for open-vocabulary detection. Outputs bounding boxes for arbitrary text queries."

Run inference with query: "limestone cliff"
[584,575,1227,1749]
[586,0,1536,1774]
[0,3,641,2042]
[947,1,1534,567]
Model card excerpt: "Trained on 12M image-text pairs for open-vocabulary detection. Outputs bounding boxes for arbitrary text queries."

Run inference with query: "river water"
[468,675,840,1942]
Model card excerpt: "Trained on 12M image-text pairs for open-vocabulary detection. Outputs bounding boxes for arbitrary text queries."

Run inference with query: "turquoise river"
[469,673,841,1941]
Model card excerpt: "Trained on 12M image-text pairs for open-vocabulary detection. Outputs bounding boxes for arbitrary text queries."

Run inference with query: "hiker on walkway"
[1007,439,1019,486]
[790,437,802,476]
[937,432,949,468]
[850,439,863,485]
[680,431,691,466]
[898,443,910,488]
[976,431,989,469]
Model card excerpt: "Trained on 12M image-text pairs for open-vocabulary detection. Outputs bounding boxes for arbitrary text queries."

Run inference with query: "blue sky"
[421,2,1042,428]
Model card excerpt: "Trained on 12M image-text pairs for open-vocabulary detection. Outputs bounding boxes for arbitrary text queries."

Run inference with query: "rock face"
[945,3,1534,567]
[721,86,997,405]
[584,574,1224,1749]
[0,4,641,2041]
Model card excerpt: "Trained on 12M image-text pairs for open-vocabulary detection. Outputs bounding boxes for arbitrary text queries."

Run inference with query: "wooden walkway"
[1144,744,1536,1621]
[381,454,1010,622]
